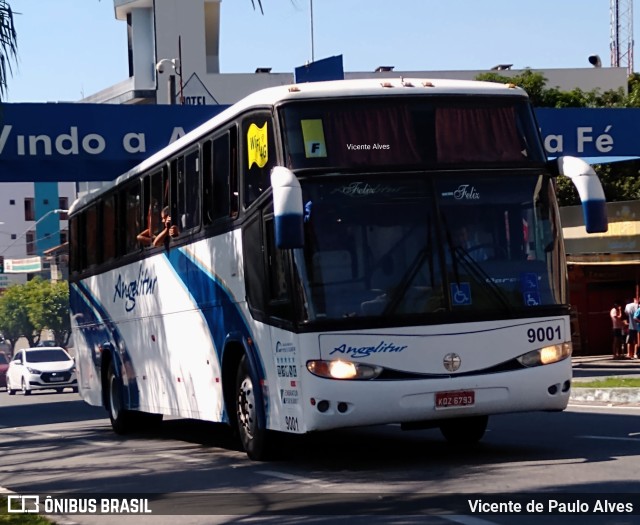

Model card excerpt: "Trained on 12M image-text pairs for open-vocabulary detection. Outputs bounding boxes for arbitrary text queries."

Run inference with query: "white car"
[6,347,78,395]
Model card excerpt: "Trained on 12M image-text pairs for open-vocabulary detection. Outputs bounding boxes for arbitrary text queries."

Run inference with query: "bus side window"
[102,195,117,262]
[204,130,236,224]
[122,181,142,255]
[242,114,276,208]
[170,149,201,234]
[169,158,179,233]
[85,204,99,268]
[138,170,165,247]
[183,149,200,231]
[202,139,213,225]
[265,216,293,319]
[70,214,86,274]
[213,132,231,221]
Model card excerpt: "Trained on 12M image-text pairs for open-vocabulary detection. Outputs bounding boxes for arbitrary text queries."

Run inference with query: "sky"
[2,0,628,103]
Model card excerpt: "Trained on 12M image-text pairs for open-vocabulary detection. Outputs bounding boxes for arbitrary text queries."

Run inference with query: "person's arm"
[152,226,168,247]
[152,222,179,247]
[137,228,153,245]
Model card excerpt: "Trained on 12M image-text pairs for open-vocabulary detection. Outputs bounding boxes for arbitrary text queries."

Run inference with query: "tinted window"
[26,349,70,363]
[281,96,545,170]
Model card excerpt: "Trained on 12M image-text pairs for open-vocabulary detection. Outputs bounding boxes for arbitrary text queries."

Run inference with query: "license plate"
[435,390,475,409]
[49,376,65,382]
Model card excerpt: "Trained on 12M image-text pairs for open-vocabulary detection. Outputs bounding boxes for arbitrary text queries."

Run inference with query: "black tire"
[7,378,15,396]
[72,387,79,393]
[235,355,272,460]
[21,378,31,396]
[105,361,135,434]
[440,415,488,445]
[55,388,64,393]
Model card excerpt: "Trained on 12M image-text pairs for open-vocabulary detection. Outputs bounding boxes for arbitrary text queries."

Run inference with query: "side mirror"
[271,166,304,249]
[554,156,608,233]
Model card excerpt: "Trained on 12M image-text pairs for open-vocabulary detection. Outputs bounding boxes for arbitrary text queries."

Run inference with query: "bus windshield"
[280,96,546,170]
[295,173,564,322]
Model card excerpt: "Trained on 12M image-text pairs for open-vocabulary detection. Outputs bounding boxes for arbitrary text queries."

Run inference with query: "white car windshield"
[26,349,69,363]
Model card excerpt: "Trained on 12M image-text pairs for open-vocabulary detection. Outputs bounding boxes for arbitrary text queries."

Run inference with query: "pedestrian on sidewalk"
[625,296,639,359]
[611,300,625,359]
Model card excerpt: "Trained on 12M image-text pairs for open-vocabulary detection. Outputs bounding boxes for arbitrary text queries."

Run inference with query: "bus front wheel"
[235,355,271,460]
[440,415,488,445]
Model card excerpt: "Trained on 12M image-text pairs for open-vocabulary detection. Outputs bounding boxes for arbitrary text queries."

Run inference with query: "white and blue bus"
[69,78,607,460]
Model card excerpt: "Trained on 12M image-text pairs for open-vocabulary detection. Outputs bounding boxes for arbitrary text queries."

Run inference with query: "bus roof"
[69,77,527,214]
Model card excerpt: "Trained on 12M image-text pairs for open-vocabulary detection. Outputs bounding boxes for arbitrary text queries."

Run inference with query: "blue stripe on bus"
[70,282,141,410]
[165,247,269,420]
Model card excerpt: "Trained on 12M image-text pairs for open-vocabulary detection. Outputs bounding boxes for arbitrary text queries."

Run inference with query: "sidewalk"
[571,354,640,405]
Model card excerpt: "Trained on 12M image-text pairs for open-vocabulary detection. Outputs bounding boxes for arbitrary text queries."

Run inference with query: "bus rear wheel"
[440,415,488,445]
[235,355,271,460]
[106,361,135,434]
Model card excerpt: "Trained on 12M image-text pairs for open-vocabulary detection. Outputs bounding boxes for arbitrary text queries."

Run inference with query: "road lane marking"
[577,435,640,442]
[155,453,210,464]
[445,516,501,525]
[258,470,335,488]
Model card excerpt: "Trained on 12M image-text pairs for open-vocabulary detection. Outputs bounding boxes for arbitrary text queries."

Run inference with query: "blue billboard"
[0,103,227,182]
[0,103,638,183]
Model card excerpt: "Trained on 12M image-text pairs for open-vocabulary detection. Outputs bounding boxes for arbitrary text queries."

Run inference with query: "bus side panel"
[263,327,305,433]
[72,252,226,422]
[70,282,112,408]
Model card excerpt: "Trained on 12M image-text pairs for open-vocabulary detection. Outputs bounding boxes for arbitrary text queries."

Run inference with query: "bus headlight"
[306,360,383,380]
[517,342,572,367]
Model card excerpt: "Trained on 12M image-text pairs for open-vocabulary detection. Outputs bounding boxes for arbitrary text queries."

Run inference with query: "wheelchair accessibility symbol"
[524,292,540,306]
[450,283,472,306]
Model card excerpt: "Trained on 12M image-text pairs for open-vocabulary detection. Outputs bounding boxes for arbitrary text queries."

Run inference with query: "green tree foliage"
[0,278,70,352]
[476,69,640,206]
[0,0,17,99]
[26,278,71,347]
[0,281,38,352]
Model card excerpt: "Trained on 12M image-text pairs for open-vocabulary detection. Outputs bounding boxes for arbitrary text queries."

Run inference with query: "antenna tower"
[611,0,634,74]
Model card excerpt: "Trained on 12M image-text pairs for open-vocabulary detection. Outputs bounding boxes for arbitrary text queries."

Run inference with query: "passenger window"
[171,149,200,232]
[102,195,117,262]
[138,170,166,247]
[183,150,200,230]
[204,129,237,223]
[85,205,98,267]
[123,182,142,254]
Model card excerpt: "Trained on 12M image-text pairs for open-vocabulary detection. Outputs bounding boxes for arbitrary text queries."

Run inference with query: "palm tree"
[0,0,17,100]
[250,0,264,14]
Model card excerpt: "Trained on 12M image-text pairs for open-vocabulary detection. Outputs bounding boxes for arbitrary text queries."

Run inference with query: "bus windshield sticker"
[247,122,269,168]
[520,272,540,306]
[450,282,472,306]
[300,119,327,158]
[441,184,481,201]
[331,182,404,198]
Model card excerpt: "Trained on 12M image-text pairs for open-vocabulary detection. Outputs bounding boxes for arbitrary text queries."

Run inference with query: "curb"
[570,387,640,405]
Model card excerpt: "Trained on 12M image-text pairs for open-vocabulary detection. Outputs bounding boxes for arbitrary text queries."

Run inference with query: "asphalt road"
[2,383,640,525]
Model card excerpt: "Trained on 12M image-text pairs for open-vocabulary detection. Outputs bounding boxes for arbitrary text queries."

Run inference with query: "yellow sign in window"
[247,122,269,168]
[301,119,327,158]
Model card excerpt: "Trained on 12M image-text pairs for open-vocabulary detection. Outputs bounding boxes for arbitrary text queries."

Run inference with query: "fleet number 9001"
[527,325,562,344]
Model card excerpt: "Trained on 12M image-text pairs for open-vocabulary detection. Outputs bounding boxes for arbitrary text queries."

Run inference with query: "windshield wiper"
[452,246,513,313]
[382,247,431,316]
